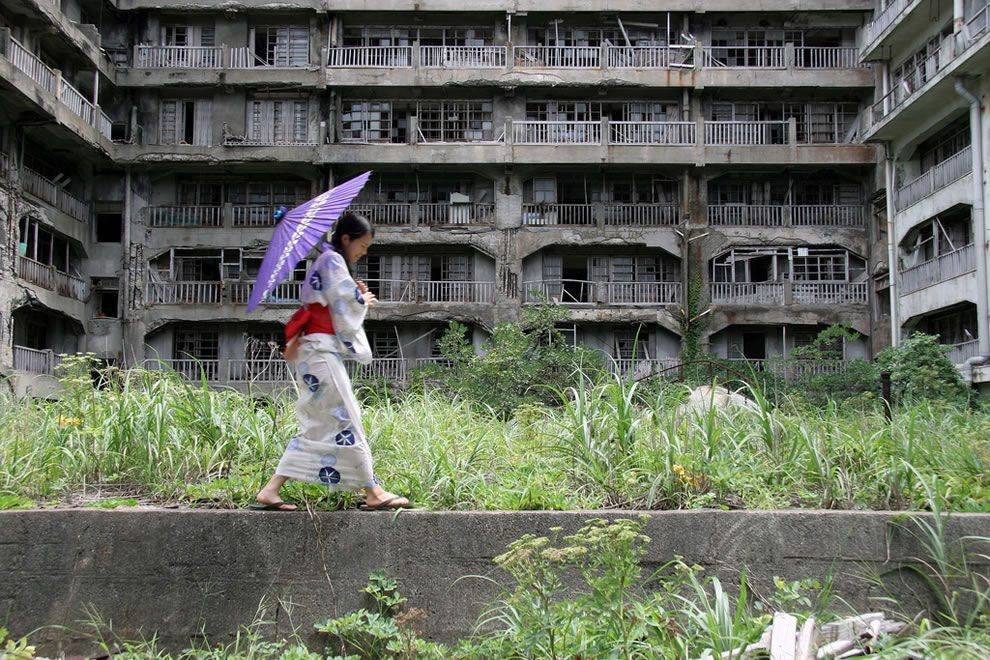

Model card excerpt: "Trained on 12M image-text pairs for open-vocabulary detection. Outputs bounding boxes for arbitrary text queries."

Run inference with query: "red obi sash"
[284,303,335,342]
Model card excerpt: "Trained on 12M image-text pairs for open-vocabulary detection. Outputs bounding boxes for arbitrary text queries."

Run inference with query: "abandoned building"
[1,0,988,392]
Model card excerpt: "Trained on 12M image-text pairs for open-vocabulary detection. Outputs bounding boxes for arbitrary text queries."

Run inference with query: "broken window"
[251,26,309,67]
[417,100,495,142]
[919,117,970,173]
[95,212,123,243]
[247,98,310,144]
[174,330,219,360]
[615,326,650,360]
[160,99,212,145]
[918,306,978,346]
[93,278,120,318]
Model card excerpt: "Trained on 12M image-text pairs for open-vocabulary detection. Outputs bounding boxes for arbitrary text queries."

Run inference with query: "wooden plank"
[820,613,884,643]
[796,616,817,660]
[770,612,798,660]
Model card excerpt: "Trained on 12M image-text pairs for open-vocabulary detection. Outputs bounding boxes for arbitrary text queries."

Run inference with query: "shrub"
[876,333,970,405]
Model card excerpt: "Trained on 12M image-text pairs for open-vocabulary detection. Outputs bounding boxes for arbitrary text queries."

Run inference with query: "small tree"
[876,333,970,404]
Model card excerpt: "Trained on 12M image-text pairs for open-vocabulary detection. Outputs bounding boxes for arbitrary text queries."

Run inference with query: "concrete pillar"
[883,153,900,346]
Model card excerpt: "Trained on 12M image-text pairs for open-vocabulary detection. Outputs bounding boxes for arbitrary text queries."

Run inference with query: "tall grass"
[1,365,988,512]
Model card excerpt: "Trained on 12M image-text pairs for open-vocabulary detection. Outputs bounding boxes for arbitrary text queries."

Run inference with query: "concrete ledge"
[2,509,988,655]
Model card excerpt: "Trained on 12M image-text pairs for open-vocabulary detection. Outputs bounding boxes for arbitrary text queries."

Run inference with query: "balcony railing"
[420,45,506,68]
[708,204,865,227]
[228,46,309,68]
[328,46,413,68]
[872,7,990,126]
[146,280,223,305]
[523,280,681,305]
[512,120,601,145]
[725,358,854,381]
[522,203,680,227]
[791,282,868,304]
[17,256,87,300]
[896,147,973,210]
[605,45,693,68]
[21,166,90,222]
[703,46,786,68]
[513,45,600,68]
[365,279,496,303]
[135,45,222,68]
[947,339,980,365]
[6,37,56,93]
[13,345,61,375]
[608,121,695,145]
[711,281,867,305]
[146,205,223,228]
[795,47,862,69]
[233,205,284,227]
[349,202,494,226]
[710,282,785,305]
[705,121,789,145]
[899,244,976,295]
[346,358,409,382]
[227,358,293,383]
[863,0,916,51]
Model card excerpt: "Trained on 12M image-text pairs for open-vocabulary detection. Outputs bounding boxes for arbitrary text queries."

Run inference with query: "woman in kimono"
[254,212,410,511]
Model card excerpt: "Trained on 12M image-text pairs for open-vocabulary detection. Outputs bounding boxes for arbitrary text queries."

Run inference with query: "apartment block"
[1,0,985,392]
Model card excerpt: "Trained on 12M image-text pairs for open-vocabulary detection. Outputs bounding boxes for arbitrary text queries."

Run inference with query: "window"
[160,99,212,145]
[173,331,219,360]
[244,331,282,358]
[95,213,123,243]
[93,278,120,318]
[417,101,495,142]
[251,26,309,67]
[615,327,649,360]
[248,98,310,144]
[441,255,472,281]
[368,330,400,357]
[163,25,215,47]
[920,118,970,173]
[918,307,978,346]
[792,252,847,281]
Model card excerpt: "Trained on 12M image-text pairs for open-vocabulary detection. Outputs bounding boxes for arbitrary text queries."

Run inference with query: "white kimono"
[275,247,376,491]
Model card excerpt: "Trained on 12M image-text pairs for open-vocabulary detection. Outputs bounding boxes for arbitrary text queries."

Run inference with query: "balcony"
[350,202,495,227]
[17,256,87,300]
[608,121,695,146]
[895,147,972,211]
[523,280,681,306]
[862,0,919,54]
[133,44,312,69]
[703,46,863,69]
[947,339,980,364]
[512,120,601,145]
[1,36,112,139]
[21,166,90,222]
[366,280,496,304]
[12,345,61,375]
[710,281,868,305]
[144,204,304,229]
[899,244,976,295]
[868,6,990,135]
[522,202,680,227]
[708,204,865,228]
[421,45,507,69]
[145,280,301,306]
[704,121,789,146]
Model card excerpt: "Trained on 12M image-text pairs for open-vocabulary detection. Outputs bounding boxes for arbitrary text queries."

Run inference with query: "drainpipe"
[954,79,989,359]
[121,165,132,367]
[884,146,900,346]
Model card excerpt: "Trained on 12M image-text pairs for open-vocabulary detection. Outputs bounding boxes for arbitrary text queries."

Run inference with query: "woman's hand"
[356,281,377,307]
[283,336,300,363]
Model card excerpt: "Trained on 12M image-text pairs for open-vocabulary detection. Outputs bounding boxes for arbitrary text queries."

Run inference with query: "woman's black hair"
[329,211,375,254]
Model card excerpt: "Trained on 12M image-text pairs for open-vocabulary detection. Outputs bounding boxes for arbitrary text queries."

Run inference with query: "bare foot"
[363,487,410,509]
[254,490,297,511]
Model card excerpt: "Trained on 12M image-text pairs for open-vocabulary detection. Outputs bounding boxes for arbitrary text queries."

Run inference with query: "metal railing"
[227,359,292,383]
[899,244,976,294]
[864,0,916,50]
[6,37,56,92]
[708,204,864,227]
[513,45,601,68]
[608,121,696,145]
[328,46,413,68]
[523,280,681,305]
[791,281,868,304]
[947,340,980,364]
[146,280,223,305]
[521,203,680,227]
[605,45,693,68]
[21,166,90,222]
[146,205,223,228]
[135,45,222,68]
[896,147,973,210]
[705,121,789,145]
[420,45,506,68]
[13,345,59,375]
[703,46,786,68]
[232,205,282,227]
[512,120,601,145]
[17,256,87,300]
[795,47,862,68]
[349,202,494,226]
[521,203,596,226]
[346,358,409,382]
[710,282,785,305]
[365,279,496,303]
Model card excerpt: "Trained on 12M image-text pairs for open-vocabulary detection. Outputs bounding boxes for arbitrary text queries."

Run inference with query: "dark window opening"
[96,213,123,243]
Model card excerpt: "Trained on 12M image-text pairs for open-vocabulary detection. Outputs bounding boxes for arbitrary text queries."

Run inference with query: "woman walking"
[254,212,410,511]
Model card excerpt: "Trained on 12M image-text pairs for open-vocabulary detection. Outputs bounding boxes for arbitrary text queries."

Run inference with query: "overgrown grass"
[1,365,988,512]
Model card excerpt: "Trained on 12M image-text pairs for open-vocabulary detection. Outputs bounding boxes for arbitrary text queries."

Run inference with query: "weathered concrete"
[1,509,988,656]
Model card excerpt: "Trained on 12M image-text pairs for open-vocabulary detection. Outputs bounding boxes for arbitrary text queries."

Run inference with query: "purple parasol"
[247,171,372,312]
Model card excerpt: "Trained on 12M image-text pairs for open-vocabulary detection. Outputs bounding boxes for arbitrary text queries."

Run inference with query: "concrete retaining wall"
[2,509,989,655]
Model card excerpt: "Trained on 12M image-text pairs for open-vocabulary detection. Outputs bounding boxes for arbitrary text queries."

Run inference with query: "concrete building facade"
[0,0,986,391]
